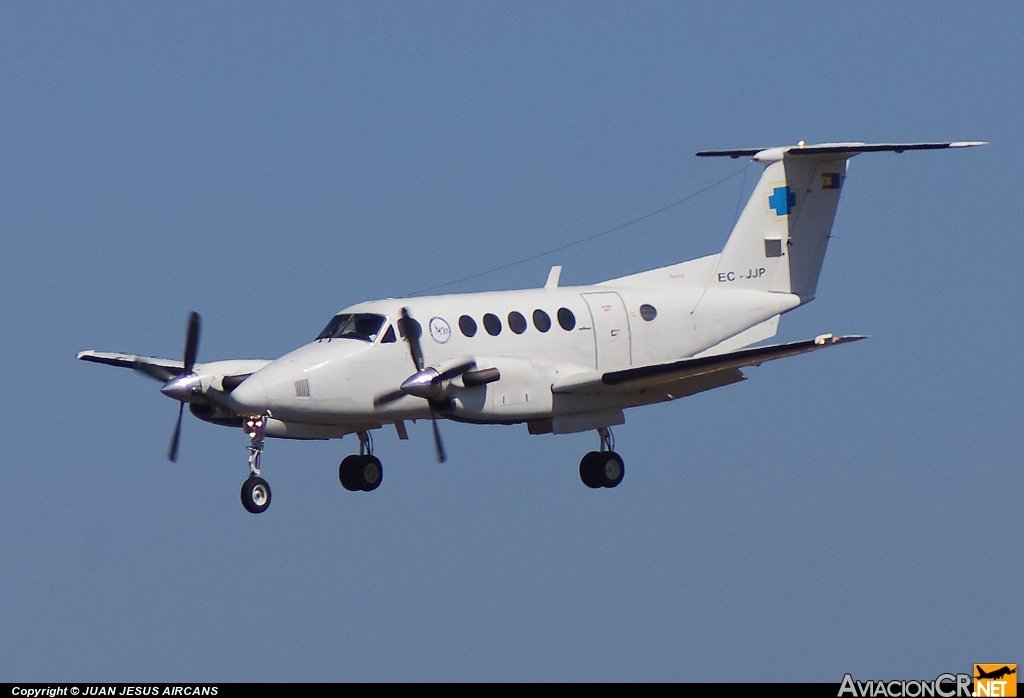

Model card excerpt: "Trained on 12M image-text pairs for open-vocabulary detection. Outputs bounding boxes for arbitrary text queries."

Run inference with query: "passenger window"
[483,313,502,336]
[508,311,527,334]
[532,309,551,332]
[459,315,477,337]
[557,307,576,331]
[381,325,397,343]
[639,304,657,321]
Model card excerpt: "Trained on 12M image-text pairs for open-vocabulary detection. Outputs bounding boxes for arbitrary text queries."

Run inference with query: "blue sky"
[1,1,1021,681]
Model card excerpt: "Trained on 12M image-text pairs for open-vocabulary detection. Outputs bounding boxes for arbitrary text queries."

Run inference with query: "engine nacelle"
[189,401,242,427]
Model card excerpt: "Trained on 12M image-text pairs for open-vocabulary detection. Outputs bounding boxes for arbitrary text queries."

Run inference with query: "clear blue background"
[1,1,1020,682]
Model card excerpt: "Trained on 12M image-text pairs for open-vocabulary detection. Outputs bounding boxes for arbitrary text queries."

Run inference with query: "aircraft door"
[582,292,632,370]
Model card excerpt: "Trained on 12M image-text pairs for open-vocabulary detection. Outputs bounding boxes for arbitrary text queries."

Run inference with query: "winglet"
[545,265,562,288]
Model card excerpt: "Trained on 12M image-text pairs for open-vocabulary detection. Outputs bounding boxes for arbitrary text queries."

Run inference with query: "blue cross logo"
[768,186,796,217]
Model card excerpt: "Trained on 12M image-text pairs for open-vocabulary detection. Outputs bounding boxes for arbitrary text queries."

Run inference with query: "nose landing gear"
[579,426,624,489]
[240,415,272,514]
[339,431,384,492]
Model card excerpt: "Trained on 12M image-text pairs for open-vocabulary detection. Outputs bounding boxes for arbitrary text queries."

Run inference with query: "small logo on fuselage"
[429,317,452,344]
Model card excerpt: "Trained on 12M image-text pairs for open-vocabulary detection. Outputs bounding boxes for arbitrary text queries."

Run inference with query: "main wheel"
[240,475,272,514]
[597,451,624,488]
[357,455,383,492]
[579,452,603,488]
[339,455,362,491]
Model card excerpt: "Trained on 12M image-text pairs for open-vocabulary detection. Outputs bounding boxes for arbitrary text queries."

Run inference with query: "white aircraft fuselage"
[227,260,798,438]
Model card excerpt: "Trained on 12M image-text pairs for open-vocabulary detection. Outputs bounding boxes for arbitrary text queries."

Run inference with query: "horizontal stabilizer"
[696,141,987,160]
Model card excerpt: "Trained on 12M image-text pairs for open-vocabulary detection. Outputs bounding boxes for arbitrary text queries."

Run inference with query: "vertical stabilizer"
[698,140,986,304]
[712,154,846,302]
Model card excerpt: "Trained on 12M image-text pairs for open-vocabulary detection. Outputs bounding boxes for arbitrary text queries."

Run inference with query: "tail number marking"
[718,268,765,282]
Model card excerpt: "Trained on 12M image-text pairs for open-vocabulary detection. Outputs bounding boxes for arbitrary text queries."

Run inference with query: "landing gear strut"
[339,430,383,492]
[579,426,624,489]
[240,415,272,514]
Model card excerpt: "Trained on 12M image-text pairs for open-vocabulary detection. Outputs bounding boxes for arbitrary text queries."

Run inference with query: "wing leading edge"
[552,334,866,396]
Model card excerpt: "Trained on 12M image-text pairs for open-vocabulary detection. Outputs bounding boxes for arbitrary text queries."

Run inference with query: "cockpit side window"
[316,313,387,342]
[380,324,397,343]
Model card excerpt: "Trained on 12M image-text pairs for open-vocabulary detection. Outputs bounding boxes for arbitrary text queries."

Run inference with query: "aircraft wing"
[551,334,866,396]
[77,350,272,384]
[78,350,186,381]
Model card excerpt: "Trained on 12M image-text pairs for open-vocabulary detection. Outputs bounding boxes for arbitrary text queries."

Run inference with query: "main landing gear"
[240,415,272,514]
[579,426,624,489]
[339,431,383,492]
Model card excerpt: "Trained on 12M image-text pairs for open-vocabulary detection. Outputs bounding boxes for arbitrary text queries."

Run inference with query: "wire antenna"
[407,166,747,296]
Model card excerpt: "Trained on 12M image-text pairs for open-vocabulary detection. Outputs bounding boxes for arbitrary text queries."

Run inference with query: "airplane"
[975,666,1017,681]
[78,140,985,513]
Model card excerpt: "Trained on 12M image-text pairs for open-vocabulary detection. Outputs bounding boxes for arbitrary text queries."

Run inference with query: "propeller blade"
[395,308,448,461]
[429,406,447,463]
[435,359,476,382]
[202,386,234,412]
[373,389,407,407]
[161,312,202,462]
[183,311,201,374]
[168,401,185,462]
[399,307,424,371]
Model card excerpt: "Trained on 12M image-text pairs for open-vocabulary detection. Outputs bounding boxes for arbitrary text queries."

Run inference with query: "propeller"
[376,308,498,463]
[396,307,447,463]
[161,312,201,463]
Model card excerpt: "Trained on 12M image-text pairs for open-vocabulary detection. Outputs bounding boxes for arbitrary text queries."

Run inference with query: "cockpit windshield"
[316,313,387,342]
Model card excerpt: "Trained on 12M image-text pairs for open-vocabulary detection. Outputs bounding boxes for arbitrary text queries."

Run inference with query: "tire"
[599,452,624,488]
[359,455,383,492]
[339,455,362,491]
[240,476,272,514]
[579,452,603,489]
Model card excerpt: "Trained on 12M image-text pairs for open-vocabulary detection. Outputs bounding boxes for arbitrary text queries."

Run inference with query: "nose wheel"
[240,414,273,514]
[241,475,272,513]
[339,431,384,492]
[579,427,625,489]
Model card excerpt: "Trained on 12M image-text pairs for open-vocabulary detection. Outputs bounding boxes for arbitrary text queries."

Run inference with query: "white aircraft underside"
[79,140,984,513]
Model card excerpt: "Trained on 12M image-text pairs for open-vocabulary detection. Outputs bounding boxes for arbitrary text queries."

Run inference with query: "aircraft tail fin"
[700,141,986,303]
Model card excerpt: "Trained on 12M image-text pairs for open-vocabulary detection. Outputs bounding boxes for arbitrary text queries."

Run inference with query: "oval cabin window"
[557,307,576,331]
[459,315,477,337]
[508,311,527,334]
[483,313,502,336]
[532,309,551,332]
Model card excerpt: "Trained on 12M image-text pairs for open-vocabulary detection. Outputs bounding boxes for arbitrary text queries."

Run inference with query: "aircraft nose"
[229,376,268,414]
